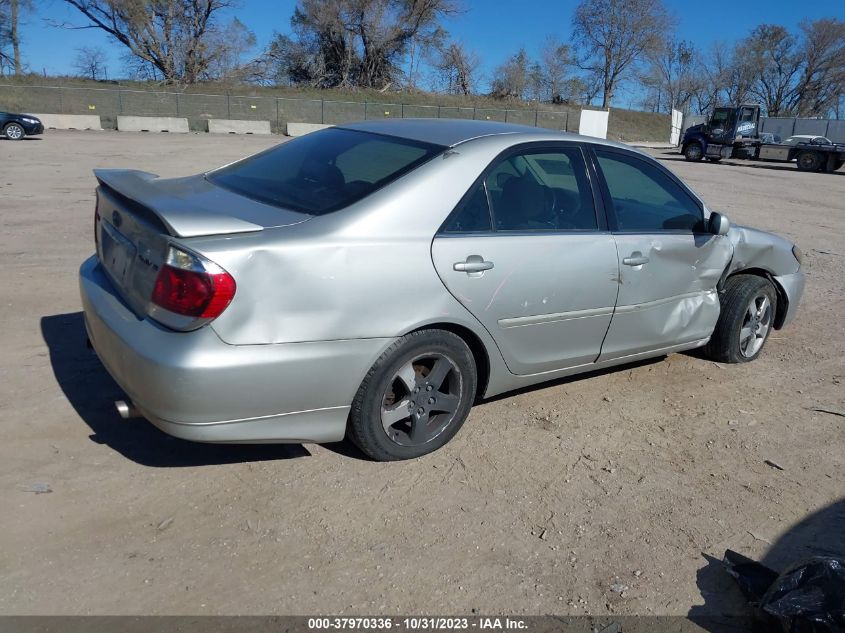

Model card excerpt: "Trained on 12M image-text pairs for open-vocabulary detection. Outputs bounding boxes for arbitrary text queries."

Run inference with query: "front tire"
[704,275,777,363]
[3,122,25,140]
[348,329,477,461]
[683,143,704,162]
[796,150,822,172]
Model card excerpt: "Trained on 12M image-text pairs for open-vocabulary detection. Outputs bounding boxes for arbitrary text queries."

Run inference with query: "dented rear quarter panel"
[186,135,525,349]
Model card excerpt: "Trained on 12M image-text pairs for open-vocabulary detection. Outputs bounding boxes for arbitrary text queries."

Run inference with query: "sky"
[15,0,845,107]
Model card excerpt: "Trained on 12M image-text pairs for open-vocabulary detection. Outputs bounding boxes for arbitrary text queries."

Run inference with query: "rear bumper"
[79,256,393,443]
[773,270,805,328]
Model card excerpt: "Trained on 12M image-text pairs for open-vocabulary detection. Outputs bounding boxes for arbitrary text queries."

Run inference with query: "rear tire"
[796,150,822,172]
[3,122,25,140]
[348,329,477,461]
[704,275,777,364]
[683,143,704,162]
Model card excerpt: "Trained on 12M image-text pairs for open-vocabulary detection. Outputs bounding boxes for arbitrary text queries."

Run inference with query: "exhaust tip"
[115,400,139,419]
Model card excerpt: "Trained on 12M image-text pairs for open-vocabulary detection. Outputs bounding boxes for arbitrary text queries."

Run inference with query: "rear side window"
[595,150,703,232]
[442,182,493,233]
[208,128,444,215]
[443,146,597,234]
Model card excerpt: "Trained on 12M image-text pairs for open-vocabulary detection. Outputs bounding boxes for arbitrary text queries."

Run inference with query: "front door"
[432,144,619,376]
[591,147,733,361]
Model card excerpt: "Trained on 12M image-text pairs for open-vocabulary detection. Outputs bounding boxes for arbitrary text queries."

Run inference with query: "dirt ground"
[1,130,842,617]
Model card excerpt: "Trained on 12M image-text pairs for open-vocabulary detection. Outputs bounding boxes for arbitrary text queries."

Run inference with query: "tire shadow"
[40,312,311,467]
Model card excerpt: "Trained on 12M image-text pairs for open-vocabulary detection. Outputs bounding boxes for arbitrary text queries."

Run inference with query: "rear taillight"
[149,245,236,329]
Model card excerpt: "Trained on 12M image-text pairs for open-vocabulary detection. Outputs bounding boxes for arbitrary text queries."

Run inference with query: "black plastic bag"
[723,549,845,632]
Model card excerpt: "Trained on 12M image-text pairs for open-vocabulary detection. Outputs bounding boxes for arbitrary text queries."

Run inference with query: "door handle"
[454,255,494,273]
[622,254,650,266]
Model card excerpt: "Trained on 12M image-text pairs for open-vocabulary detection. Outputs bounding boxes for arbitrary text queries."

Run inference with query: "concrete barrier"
[31,113,102,130]
[286,122,333,137]
[209,119,272,135]
[117,116,189,133]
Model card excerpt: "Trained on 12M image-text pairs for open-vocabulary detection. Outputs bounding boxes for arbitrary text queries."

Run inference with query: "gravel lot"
[1,130,842,617]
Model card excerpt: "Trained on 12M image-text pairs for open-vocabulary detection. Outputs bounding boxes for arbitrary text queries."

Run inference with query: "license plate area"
[99,221,137,288]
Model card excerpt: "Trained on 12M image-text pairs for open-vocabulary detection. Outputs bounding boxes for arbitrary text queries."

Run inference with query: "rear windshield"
[208,128,445,215]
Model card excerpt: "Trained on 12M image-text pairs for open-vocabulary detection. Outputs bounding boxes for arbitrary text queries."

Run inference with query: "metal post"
[276,98,280,131]
[535,108,539,127]
[564,111,568,132]
[59,88,63,114]
[504,109,508,123]
[226,93,231,119]
[175,92,180,117]
[437,104,441,118]
[321,98,325,124]
[364,101,368,120]
[401,103,404,119]
[473,106,477,120]
[118,86,123,115]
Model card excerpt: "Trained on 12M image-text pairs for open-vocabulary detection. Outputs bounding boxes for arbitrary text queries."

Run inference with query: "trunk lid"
[93,169,311,317]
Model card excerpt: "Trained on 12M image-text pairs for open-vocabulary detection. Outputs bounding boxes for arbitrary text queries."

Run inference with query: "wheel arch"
[721,267,789,330]
[406,322,491,401]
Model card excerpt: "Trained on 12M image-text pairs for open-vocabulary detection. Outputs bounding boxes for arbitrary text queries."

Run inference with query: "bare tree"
[9,0,20,74]
[433,41,478,95]
[540,36,579,103]
[571,0,672,108]
[203,16,257,82]
[73,45,107,80]
[742,25,801,116]
[0,1,10,75]
[490,48,530,99]
[791,18,845,117]
[267,0,459,89]
[61,0,244,84]
[0,0,31,75]
[641,38,697,112]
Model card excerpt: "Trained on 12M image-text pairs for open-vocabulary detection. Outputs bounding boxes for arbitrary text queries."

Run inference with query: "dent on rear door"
[600,233,733,359]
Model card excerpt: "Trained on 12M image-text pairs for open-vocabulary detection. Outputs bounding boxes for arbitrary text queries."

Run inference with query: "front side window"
[208,128,444,215]
[485,148,596,231]
[596,150,703,232]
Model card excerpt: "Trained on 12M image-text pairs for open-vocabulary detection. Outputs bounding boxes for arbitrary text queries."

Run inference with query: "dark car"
[0,111,44,140]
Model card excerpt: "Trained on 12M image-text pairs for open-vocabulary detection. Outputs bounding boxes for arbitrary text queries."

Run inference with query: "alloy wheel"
[380,353,463,447]
[739,294,773,358]
[5,124,23,140]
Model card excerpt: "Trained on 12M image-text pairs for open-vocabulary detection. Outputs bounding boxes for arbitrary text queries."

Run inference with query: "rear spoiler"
[94,169,264,238]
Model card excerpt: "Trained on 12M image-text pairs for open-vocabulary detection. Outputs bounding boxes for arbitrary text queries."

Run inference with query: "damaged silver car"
[79,120,805,461]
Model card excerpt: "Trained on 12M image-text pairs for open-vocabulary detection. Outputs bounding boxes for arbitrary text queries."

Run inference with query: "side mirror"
[709,212,730,236]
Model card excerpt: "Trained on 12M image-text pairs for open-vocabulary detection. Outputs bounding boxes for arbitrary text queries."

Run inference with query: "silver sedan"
[80,120,805,460]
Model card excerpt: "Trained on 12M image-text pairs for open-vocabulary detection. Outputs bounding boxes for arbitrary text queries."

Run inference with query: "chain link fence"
[0,84,578,134]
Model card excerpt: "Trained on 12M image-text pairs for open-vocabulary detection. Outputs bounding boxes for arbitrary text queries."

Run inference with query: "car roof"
[338,117,633,151]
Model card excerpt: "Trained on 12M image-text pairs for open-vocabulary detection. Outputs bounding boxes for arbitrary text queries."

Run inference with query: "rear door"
[431,143,619,376]
[591,146,733,361]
